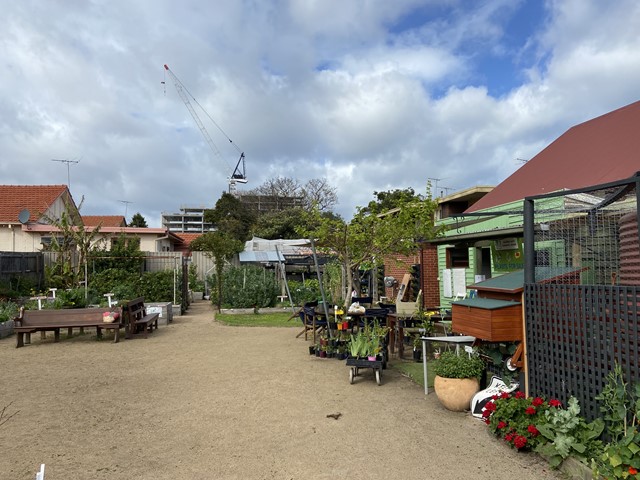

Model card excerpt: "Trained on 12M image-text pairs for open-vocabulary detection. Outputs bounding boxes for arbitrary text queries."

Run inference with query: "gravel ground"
[0,300,566,480]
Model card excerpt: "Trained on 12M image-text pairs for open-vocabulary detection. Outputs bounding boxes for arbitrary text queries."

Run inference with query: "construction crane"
[163,64,247,193]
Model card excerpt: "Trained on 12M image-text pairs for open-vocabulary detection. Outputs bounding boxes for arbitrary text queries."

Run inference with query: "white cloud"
[1,0,639,226]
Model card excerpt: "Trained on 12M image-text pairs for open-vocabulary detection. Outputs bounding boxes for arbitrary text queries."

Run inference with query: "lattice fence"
[524,174,640,422]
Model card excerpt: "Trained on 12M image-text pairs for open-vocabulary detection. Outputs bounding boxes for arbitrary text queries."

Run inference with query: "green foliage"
[347,322,388,358]
[128,212,148,227]
[535,397,604,468]
[592,364,640,479]
[212,266,279,309]
[484,391,557,451]
[0,276,38,298]
[190,230,244,310]
[136,270,181,303]
[432,350,485,379]
[0,301,19,323]
[204,192,255,242]
[89,236,143,273]
[51,288,88,309]
[188,264,205,292]
[288,279,321,305]
[251,207,310,240]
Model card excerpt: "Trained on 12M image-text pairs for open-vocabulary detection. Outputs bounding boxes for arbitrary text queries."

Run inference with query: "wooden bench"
[14,307,123,348]
[122,297,159,339]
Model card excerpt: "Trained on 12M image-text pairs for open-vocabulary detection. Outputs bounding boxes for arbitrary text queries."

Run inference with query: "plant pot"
[319,351,327,358]
[309,345,315,355]
[367,355,377,361]
[413,348,422,362]
[434,376,480,412]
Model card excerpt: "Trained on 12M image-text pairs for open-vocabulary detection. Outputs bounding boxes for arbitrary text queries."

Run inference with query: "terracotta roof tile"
[172,233,203,246]
[0,185,69,223]
[468,100,640,212]
[82,215,126,227]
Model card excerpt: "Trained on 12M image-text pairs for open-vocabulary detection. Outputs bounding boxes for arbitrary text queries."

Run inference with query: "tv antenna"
[51,158,80,188]
[118,200,133,219]
[428,177,447,196]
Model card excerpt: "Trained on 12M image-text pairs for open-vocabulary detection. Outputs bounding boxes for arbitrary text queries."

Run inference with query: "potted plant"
[412,335,422,362]
[432,350,485,412]
[0,301,19,339]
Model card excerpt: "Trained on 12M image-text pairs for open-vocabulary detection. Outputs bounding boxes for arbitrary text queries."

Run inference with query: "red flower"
[532,397,544,406]
[504,433,514,442]
[629,466,638,475]
[515,391,526,399]
[525,406,537,415]
[482,409,491,418]
[484,401,496,412]
[500,391,510,399]
[527,425,539,436]
[497,421,508,430]
[484,418,490,425]
[549,399,562,407]
[513,435,528,449]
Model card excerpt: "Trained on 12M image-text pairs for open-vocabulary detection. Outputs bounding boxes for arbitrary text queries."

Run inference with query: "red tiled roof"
[0,185,69,223]
[82,215,126,227]
[173,233,203,246]
[468,100,640,212]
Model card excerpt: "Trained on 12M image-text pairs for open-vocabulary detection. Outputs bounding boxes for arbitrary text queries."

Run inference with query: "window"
[446,247,469,268]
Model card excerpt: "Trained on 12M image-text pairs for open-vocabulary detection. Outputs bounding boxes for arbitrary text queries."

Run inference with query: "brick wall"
[381,245,440,308]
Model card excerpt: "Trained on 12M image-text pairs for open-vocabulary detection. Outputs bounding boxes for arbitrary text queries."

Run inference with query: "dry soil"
[0,300,566,480]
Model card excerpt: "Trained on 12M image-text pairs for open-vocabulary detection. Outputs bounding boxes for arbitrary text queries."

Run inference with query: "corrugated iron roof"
[468,100,640,213]
[0,185,69,223]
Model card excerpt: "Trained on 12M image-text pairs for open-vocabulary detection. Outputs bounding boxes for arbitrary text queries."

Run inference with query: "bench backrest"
[18,307,122,327]
[123,297,148,321]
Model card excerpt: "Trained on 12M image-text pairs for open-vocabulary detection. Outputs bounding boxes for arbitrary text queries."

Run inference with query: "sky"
[2,0,640,228]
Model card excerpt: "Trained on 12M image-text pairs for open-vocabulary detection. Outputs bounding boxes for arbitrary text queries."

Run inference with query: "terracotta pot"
[434,376,480,412]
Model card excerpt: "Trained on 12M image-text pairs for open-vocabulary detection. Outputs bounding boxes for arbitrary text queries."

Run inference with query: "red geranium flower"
[549,399,562,407]
[515,391,526,399]
[513,435,528,449]
[525,406,536,415]
[497,421,507,430]
[532,397,544,407]
[504,433,514,442]
[482,409,491,418]
[500,391,510,399]
[629,466,638,475]
[484,418,490,425]
[527,425,539,436]
[484,401,496,412]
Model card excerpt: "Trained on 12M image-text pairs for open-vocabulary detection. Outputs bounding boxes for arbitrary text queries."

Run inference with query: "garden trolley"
[346,356,385,386]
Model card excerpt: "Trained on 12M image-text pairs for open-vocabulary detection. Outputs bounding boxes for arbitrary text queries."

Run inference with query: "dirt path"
[0,301,565,480]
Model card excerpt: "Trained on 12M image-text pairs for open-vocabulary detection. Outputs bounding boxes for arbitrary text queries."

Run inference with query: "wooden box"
[451,298,523,342]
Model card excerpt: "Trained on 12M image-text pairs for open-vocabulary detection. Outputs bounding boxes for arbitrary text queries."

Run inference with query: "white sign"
[147,306,162,317]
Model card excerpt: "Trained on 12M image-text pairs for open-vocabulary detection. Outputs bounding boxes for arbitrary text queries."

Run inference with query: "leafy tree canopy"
[129,212,148,228]
[204,192,255,242]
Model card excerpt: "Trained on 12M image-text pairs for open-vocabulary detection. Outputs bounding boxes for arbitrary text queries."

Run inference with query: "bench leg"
[40,331,46,340]
[25,332,31,345]
[54,329,60,342]
[113,328,120,343]
[96,327,103,339]
[16,332,24,348]
[68,327,73,337]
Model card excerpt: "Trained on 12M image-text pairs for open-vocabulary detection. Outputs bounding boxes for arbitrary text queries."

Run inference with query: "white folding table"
[420,335,476,395]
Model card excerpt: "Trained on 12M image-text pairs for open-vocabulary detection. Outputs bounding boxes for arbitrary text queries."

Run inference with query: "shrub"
[0,301,19,323]
[484,391,556,451]
[215,266,279,308]
[432,351,485,379]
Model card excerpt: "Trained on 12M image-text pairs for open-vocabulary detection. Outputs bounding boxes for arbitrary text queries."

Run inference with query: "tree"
[190,231,244,311]
[244,176,338,212]
[204,192,255,242]
[298,185,442,305]
[129,212,148,228]
[301,178,338,211]
[42,197,106,288]
[251,207,315,240]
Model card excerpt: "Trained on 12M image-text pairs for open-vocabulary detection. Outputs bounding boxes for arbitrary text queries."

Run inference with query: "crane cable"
[164,65,243,155]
